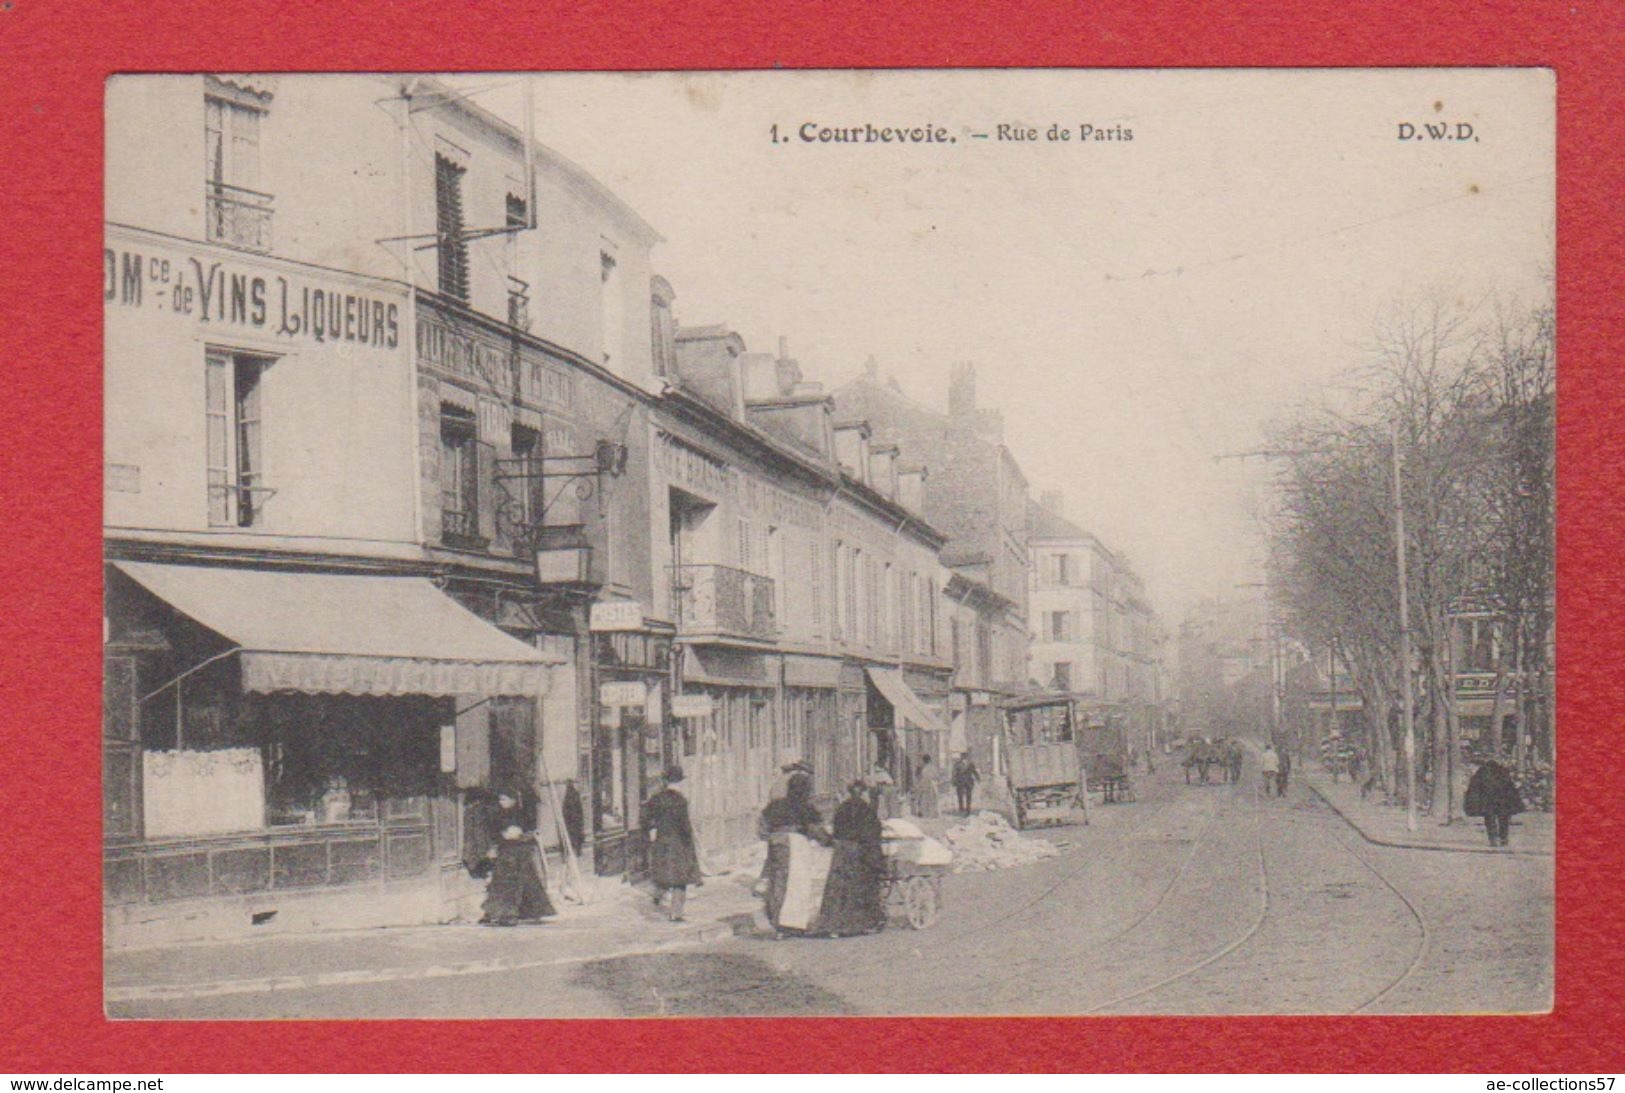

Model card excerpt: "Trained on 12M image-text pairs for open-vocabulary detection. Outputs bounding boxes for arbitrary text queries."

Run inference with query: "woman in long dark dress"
[818,780,887,936]
[1464,757,1525,847]
[759,770,828,935]
[643,764,703,922]
[480,785,557,926]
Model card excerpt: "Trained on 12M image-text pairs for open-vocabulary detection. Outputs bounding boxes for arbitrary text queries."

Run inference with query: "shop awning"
[865,667,950,736]
[114,561,559,697]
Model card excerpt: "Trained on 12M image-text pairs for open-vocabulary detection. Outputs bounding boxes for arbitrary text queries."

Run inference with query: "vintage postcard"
[102,69,1553,1018]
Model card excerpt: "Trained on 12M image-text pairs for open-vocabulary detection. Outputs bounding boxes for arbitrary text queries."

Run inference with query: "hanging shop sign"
[599,681,648,707]
[104,242,401,349]
[670,694,715,719]
[590,601,645,632]
[439,725,457,773]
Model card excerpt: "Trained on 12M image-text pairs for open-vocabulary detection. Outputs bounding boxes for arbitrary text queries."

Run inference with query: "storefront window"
[255,694,444,828]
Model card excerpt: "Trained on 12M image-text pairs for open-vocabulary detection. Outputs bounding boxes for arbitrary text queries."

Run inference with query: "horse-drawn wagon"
[1005,741,1089,830]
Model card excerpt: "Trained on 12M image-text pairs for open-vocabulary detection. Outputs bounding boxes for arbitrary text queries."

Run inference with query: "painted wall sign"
[655,431,732,499]
[416,313,576,411]
[599,681,647,707]
[104,244,400,349]
[670,694,715,719]
[589,601,645,632]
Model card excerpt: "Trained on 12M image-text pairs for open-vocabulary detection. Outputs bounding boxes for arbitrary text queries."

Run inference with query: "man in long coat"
[1464,757,1525,847]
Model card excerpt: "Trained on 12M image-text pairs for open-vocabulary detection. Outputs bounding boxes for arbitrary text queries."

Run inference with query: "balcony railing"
[441,508,488,552]
[206,181,275,252]
[670,564,776,642]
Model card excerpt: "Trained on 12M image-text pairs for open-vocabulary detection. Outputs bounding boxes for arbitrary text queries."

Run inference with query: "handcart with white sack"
[880,818,953,930]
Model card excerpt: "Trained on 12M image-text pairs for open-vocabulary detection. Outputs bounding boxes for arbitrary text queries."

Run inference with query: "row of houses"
[103,74,1162,946]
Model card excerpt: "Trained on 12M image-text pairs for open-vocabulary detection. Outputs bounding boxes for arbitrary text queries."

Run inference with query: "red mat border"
[1,0,1620,1073]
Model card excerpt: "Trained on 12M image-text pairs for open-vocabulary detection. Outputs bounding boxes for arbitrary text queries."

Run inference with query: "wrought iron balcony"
[205,181,275,252]
[670,564,777,642]
[440,508,488,552]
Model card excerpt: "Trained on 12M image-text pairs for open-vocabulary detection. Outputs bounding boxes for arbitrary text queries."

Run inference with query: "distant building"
[832,362,1032,772]
[1027,492,1168,752]
[648,328,954,853]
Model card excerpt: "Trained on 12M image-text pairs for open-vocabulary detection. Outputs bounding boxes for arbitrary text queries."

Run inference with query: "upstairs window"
[650,278,677,378]
[204,84,271,251]
[439,405,480,546]
[435,154,469,302]
[205,348,272,528]
[509,424,544,534]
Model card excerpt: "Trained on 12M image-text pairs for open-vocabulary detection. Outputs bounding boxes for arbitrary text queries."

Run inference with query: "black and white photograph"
[101,69,1554,1019]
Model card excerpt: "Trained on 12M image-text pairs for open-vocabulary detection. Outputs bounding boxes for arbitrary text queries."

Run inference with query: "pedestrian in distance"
[869,761,898,820]
[817,780,887,937]
[1227,740,1243,784]
[643,764,703,922]
[912,752,942,818]
[1259,744,1280,798]
[1276,746,1292,797]
[1464,756,1525,847]
[480,783,557,927]
[951,752,981,815]
[561,778,586,858]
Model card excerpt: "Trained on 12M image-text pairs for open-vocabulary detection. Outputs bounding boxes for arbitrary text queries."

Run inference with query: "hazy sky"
[461,69,1553,620]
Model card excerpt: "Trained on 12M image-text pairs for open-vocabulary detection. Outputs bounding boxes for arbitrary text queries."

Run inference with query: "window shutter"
[477,439,498,543]
[205,349,231,525]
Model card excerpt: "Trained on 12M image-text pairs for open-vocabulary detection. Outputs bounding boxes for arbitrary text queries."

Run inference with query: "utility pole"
[1391,422,1418,833]
[1215,438,1419,827]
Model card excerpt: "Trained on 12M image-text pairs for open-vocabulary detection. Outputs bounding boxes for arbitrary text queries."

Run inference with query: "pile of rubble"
[941,810,1061,873]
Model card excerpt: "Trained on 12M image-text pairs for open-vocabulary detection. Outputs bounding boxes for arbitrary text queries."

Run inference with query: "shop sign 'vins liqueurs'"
[105,244,401,349]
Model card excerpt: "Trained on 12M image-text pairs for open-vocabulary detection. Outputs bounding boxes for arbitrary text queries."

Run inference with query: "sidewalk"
[1302,766,1553,857]
[105,864,767,1004]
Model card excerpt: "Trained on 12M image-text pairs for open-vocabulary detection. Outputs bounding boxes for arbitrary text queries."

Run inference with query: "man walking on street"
[1276,747,1292,797]
[1464,756,1524,847]
[1260,743,1279,798]
[951,752,980,815]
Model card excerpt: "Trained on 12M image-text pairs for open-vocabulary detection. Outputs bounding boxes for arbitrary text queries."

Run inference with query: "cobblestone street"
[110,758,1551,1019]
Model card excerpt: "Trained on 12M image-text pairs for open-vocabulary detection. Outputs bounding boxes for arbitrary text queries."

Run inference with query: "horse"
[1183,740,1212,784]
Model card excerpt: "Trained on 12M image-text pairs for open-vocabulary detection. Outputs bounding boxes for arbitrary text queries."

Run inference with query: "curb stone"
[1307,782,1551,859]
[105,909,757,1004]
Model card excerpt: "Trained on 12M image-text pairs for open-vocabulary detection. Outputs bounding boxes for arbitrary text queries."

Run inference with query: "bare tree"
[1262,293,1554,816]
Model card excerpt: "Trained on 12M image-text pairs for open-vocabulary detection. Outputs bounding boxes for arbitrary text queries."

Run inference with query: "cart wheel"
[903,876,940,930]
